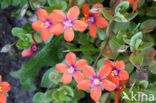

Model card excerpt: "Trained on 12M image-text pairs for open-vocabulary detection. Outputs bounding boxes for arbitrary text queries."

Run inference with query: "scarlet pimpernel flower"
[114,80,127,103]
[22,34,37,57]
[104,60,129,86]
[55,52,88,84]
[81,3,108,37]
[22,41,37,57]
[77,65,116,101]
[125,0,141,10]
[32,8,62,41]
[0,75,10,103]
[49,6,88,42]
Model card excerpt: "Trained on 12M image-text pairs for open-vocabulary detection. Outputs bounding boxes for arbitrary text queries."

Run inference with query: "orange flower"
[114,80,127,103]
[49,6,88,42]
[32,8,62,41]
[105,60,129,86]
[125,0,141,10]
[55,52,88,84]
[77,65,116,101]
[81,3,108,37]
[0,75,10,103]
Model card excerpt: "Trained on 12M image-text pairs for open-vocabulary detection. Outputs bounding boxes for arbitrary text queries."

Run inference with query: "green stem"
[92,20,112,68]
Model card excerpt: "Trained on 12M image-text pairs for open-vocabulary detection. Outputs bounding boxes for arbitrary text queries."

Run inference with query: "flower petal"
[89,23,97,37]
[32,20,43,31]
[82,4,91,16]
[64,28,74,42]
[104,60,115,68]
[73,20,88,32]
[67,6,80,20]
[83,65,95,78]
[91,86,102,101]
[0,75,1,82]
[22,50,33,57]
[55,63,68,73]
[75,59,88,70]
[65,52,76,66]
[111,76,120,86]
[50,23,64,35]
[0,93,7,103]
[74,71,84,83]
[115,91,120,103]
[0,82,10,92]
[77,80,92,90]
[98,65,112,79]
[37,8,48,20]
[95,17,108,28]
[119,70,129,80]
[101,79,116,91]
[133,1,138,11]
[41,29,52,41]
[49,10,66,22]
[61,73,72,84]
[92,3,103,16]
[116,60,125,70]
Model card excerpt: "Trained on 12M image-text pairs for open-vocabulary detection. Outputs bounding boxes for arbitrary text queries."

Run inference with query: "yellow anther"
[64,26,66,29]
[41,23,44,26]
[70,27,72,30]
[69,20,71,22]
[63,22,65,24]
[70,24,72,26]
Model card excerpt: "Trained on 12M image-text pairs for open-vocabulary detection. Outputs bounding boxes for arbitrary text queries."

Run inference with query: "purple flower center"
[30,44,37,52]
[88,16,95,24]
[111,68,119,76]
[92,78,102,86]
[67,66,75,74]
[115,84,125,91]
[63,19,73,29]
[42,20,52,28]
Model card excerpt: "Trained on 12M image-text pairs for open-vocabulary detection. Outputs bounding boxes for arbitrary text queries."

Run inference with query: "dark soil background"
[0,7,95,103]
[0,7,34,103]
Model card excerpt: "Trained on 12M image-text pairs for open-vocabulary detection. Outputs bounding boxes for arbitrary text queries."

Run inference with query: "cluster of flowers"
[32,3,108,42]
[0,75,10,103]
[55,52,129,102]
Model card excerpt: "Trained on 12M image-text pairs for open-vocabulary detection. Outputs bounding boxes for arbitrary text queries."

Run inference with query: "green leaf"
[22,23,34,33]
[48,0,61,6]
[129,52,143,68]
[101,8,115,20]
[138,80,149,89]
[63,47,100,52]
[48,70,61,85]
[12,27,27,37]
[97,28,106,40]
[100,93,110,103]
[45,1,67,13]
[114,1,137,22]
[147,63,156,74]
[52,90,60,101]
[1,0,11,9]
[97,58,106,69]
[73,88,85,101]
[58,86,74,97]
[16,34,33,50]
[140,19,156,33]
[12,0,20,6]
[41,68,53,88]
[33,92,52,103]
[11,35,64,91]
[130,32,143,51]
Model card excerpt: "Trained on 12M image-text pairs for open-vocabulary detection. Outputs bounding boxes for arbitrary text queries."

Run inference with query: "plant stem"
[92,20,112,68]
